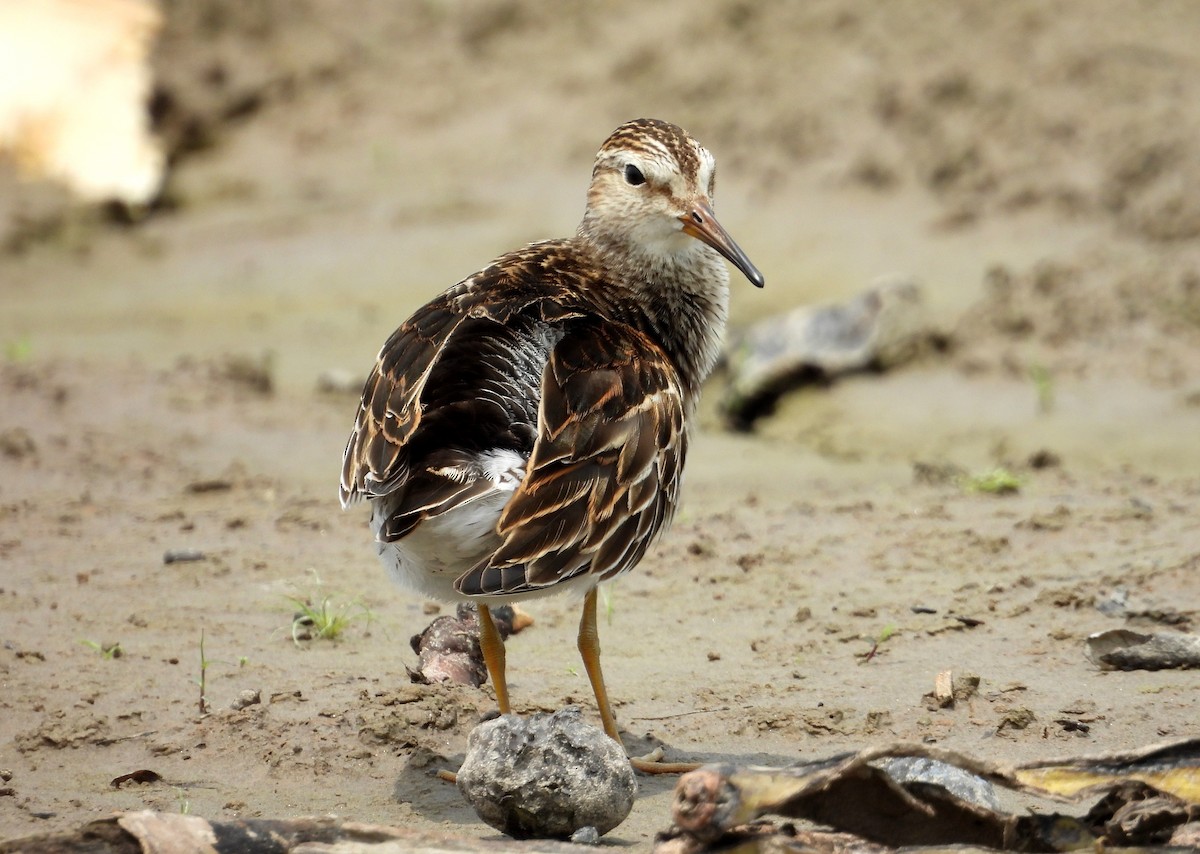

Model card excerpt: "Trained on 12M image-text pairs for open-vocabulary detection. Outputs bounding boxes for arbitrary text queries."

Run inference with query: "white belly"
[369,449,598,604]
[371,489,509,602]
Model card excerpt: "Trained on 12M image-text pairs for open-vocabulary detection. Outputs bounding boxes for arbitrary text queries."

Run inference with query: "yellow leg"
[577,588,699,775]
[477,604,510,714]
[577,588,620,741]
[434,604,512,784]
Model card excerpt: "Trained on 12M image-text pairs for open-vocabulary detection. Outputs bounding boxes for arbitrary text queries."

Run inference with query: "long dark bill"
[679,199,765,288]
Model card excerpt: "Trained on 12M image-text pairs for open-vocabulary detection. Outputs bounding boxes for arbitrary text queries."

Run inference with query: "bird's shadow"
[391,747,478,827]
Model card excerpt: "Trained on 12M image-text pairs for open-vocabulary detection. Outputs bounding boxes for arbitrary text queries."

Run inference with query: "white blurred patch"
[0,0,164,204]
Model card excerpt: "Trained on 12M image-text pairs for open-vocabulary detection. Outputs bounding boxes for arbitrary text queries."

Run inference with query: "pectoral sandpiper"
[340,118,763,772]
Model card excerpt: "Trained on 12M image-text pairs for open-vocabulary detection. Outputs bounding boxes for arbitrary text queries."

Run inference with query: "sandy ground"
[2,1,1199,848]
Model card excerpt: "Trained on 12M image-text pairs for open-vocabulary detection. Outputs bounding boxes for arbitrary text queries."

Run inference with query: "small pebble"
[569,826,600,845]
[229,689,261,711]
[163,549,206,564]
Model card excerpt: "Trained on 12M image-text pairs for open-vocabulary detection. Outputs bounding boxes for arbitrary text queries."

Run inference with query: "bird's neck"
[580,234,730,399]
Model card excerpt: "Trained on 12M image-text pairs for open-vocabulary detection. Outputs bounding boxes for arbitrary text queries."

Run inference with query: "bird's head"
[581,118,764,289]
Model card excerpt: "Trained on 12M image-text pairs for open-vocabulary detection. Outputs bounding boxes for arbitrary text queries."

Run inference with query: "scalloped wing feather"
[339,244,590,511]
[454,320,688,597]
[339,295,465,506]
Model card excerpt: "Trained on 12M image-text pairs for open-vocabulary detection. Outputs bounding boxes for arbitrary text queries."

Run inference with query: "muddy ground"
[2,0,1199,848]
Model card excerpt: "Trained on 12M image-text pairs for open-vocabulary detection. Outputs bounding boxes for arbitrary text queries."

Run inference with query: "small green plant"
[288,593,372,645]
[285,571,373,646]
[80,639,122,659]
[197,629,209,714]
[4,337,32,362]
[963,467,1022,495]
[1029,363,1054,414]
[857,625,898,664]
[195,630,249,715]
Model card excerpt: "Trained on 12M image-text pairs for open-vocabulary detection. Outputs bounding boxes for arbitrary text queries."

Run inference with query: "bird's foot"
[629,747,701,775]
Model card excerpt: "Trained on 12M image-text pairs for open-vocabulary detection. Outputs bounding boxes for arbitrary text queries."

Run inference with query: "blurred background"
[3,1,1200,842]
[3,0,1199,477]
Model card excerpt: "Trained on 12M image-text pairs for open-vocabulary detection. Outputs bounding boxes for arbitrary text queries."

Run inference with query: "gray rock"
[722,276,929,429]
[456,706,636,839]
[1086,628,1200,670]
[877,756,1001,811]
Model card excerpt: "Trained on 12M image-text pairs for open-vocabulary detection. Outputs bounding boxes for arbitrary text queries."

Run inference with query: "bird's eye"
[624,164,646,186]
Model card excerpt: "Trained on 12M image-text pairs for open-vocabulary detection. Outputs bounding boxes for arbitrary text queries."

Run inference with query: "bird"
[339,118,763,773]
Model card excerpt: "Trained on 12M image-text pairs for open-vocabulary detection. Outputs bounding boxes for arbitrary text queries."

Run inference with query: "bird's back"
[340,238,689,601]
[341,240,585,515]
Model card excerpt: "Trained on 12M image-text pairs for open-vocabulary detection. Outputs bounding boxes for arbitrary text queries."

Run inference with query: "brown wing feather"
[340,241,590,525]
[454,320,688,597]
[339,296,466,505]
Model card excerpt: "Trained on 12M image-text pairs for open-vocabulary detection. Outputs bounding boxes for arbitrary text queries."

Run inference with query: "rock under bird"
[340,118,763,772]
